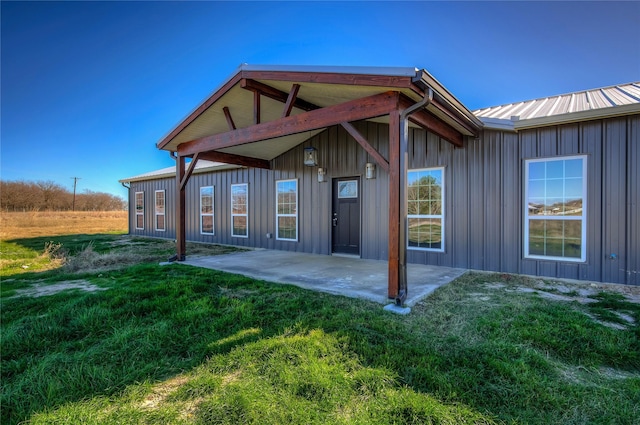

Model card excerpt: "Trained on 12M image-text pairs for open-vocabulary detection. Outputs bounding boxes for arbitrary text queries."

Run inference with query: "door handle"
[332,213,338,227]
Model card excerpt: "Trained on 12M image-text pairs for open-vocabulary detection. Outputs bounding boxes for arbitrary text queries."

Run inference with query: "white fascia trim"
[513,103,640,130]
[478,117,516,132]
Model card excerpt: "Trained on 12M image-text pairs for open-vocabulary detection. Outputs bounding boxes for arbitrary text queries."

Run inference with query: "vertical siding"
[128,178,176,239]
[482,130,502,272]
[579,121,603,282]
[628,116,640,285]
[500,132,520,273]
[467,135,487,270]
[602,118,628,284]
[449,133,469,268]
[127,113,638,286]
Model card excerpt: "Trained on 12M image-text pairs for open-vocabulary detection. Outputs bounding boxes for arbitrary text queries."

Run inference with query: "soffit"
[158,65,483,161]
[161,81,423,156]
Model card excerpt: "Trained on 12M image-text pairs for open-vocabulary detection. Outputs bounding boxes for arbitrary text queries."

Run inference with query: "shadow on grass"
[3,264,640,424]
[1,263,498,424]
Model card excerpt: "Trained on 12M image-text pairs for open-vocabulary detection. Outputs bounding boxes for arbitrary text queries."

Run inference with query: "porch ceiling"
[157,65,482,161]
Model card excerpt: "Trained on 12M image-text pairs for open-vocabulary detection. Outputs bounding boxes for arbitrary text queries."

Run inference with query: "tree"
[407,175,442,216]
[0,179,125,211]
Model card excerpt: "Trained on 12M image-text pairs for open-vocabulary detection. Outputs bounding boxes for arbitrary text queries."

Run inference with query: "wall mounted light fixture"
[317,167,326,183]
[365,162,376,179]
[304,147,318,166]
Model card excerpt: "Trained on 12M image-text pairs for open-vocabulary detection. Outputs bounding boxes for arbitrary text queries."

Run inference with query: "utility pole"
[71,177,81,211]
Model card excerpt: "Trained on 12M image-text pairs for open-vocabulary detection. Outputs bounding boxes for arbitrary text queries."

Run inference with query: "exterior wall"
[128,114,639,285]
[128,178,176,239]
[410,114,639,286]
[180,121,390,259]
[127,122,390,257]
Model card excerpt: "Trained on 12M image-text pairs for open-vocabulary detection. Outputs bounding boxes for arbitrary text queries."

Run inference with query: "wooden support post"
[253,90,260,124]
[223,107,236,131]
[340,122,389,172]
[180,153,200,190]
[282,84,300,118]
[176,155,186,261]
[388,110,401,300]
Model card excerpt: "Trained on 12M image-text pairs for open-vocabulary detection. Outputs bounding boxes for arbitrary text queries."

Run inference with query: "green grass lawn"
[1,235,639,424]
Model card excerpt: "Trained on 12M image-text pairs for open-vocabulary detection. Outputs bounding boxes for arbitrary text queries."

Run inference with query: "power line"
[71,177,81,211]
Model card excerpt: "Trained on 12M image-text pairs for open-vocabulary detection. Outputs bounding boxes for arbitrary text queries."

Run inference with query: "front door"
[332,177,360,255]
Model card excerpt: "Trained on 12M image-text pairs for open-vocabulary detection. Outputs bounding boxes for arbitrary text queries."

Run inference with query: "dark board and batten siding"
[128,115,639,286]
[425,114,638,286]
[128,178,176,239]
[129,122,391,259]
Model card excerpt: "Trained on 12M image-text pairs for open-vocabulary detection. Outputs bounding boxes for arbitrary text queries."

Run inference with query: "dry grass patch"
[0,210,127,239]
[10,279,107,298]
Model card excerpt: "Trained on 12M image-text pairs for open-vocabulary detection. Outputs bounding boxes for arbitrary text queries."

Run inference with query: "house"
[120,65,640,300]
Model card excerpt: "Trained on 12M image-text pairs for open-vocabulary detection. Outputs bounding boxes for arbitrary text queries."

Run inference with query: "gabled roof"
[475,82,640,131]
[119,160,240,183]
[156,64,483,160]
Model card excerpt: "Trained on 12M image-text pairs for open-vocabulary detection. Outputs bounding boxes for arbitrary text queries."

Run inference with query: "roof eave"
[512,103,640,131]
[156,64,422,151]
[413,69,484,132]
[119,163,242,184]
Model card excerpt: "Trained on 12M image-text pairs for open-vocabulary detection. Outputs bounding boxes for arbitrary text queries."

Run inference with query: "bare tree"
[1,179,125,211]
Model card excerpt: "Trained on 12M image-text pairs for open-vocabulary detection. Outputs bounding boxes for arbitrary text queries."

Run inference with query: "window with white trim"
[407,168,444,251]
[276,179,297,241]
[154,190,165,231]
[135,192,144,230]
[231,183,248,238]
[200,186,214,235]
[524,156,586,261]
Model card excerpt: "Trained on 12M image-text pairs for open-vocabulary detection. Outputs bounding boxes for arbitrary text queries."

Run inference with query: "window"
[200,186,214,235]
[135,192,144,230]
[231,183,248,237]
[154,190,165,231]
[524,156,586,262]
[276,179,297,241]
[407,168,444,252]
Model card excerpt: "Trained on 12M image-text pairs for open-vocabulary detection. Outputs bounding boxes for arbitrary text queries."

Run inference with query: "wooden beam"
[388,110,401,299]
[241,79,319,111]
[282,84,301,118]
[222,107,236,131]
[158,73,242,150]
[198,151,271,169]
[399,95,463,147]
[176,155,186,261]
[180,152,200,190]
[178,91,400,157]
[340,122,389,173]
[253,90,260,124]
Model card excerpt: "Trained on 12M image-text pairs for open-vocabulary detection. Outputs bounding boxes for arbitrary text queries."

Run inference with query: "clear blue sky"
[2,1,638,200]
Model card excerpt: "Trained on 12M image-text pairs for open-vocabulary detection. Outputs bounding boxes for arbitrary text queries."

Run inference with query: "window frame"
[523,155,587,262]
[275,179,298,242]
[231,183,249,238]
[154,190,166,232]
[200,186,214,235]
[406,167,445,252]
[135,191,144,230]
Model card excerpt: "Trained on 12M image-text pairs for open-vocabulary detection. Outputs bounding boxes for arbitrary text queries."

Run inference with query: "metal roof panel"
[475,81,640,128]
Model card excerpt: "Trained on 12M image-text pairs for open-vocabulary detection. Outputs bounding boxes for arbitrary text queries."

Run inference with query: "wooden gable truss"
[159,67,481,304]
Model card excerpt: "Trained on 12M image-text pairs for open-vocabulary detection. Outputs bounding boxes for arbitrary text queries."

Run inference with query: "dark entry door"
[332,177,360,255]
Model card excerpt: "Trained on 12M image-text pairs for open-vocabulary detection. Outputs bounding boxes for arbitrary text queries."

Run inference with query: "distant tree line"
[1,180,126,211]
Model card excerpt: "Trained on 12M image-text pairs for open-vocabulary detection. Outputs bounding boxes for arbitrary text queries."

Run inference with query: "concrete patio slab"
[180,250,466,307]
